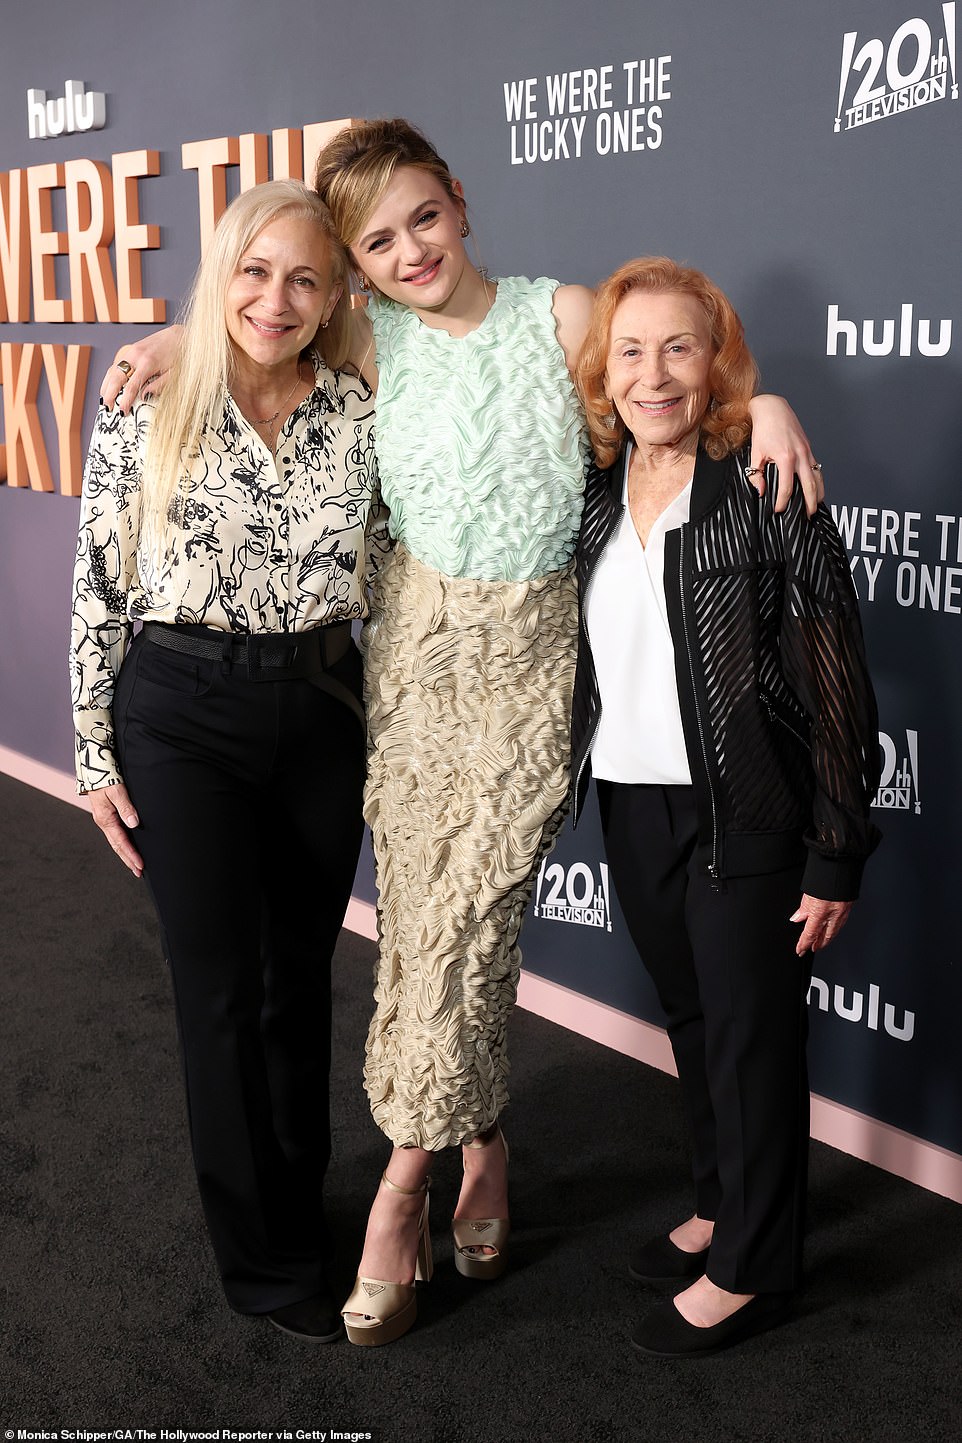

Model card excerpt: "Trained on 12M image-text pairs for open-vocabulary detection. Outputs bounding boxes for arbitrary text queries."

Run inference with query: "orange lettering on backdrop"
[303,122,355,189]
[2,121,357,495]
[112,149,165,323]
[182,136,241,254]
[26,163,69,323]
[183,123,355,252]
[41,344,92,497]
[0,170,31,323]
[64,159,118,322]
[239,133,270,191]
[0,343,54,491]
[271,129,303,181]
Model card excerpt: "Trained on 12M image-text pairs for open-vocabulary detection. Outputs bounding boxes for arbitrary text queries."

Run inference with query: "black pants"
[598,781,811,1294]
[114,628,365,1313]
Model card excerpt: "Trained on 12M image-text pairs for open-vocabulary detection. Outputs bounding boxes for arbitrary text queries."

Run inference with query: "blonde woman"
[101,120,824,1348]
[72,180,384,1343]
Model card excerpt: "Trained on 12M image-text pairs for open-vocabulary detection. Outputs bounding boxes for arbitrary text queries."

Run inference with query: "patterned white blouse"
[70,352,386,793]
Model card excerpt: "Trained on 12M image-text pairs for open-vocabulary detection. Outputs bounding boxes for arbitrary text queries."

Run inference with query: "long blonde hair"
[140,180,351,555]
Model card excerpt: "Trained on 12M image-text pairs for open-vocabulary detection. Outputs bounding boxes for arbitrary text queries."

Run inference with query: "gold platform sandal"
[452,1129,510,1281]
[342,1173,432,1347]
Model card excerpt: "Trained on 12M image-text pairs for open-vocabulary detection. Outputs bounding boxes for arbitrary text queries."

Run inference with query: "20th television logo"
[533,859,612,931]
[874,728,921,814]
[835,3,958,132]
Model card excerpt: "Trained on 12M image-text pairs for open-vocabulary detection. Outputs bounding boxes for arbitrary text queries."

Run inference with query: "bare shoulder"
[551,283,596,373]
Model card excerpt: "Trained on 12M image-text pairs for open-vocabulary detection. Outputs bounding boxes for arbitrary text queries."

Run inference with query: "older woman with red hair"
[572,258,880,1357]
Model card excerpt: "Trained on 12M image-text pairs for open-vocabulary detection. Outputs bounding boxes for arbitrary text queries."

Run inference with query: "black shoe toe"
[632,1292,792,1359]
[628,1233,711,1284]
[266,1292,343,1343]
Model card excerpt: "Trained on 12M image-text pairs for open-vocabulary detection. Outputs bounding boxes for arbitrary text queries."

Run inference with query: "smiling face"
[351,165,470,315]
[225,213,339,371]
[605,290,715,453]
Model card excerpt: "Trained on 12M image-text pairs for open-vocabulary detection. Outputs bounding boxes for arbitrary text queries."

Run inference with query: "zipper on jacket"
[759,686,810,750]
[678,537,722,888]
[573,481,626,816]
[573,566,603,808]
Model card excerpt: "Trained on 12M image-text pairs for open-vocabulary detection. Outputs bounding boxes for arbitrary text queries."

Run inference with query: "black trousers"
[114,628,366,1313]
[598,781,811,1294]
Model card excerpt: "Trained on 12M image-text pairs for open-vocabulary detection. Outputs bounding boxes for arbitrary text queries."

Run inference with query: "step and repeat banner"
[1,1,959,1163]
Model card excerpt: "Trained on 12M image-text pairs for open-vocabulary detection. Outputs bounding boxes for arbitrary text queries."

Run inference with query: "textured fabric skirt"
[361,544,578,1149]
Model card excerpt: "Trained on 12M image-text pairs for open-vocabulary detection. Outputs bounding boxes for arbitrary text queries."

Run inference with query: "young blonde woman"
[101,119,824,1347]
[74,180,384,1343]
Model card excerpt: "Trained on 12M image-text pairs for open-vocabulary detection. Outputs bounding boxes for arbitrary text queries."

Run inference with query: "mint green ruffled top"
[369,276,587,581]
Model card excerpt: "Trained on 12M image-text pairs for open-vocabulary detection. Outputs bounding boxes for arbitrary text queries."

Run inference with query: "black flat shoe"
[631,1291,793,1358]
[628,1232,711,1284]
[266,1291,344,1344]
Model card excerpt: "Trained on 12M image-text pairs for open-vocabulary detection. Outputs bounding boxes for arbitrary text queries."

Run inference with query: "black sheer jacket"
[571,447,881,901]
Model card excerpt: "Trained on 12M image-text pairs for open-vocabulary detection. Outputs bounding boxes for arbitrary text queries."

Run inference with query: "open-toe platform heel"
[342,1173,432,1347]
[452,1130,510,1281]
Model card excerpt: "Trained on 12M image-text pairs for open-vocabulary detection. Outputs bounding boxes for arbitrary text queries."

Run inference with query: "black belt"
[141,621,364,728]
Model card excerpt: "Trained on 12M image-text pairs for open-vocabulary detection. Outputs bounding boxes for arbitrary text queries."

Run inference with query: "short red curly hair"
[576,257,759,469]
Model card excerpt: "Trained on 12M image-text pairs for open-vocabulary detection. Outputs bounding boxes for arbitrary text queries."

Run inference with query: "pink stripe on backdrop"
[515,970,962,1205]
[0,746,89,809]
[2,749,959,1205]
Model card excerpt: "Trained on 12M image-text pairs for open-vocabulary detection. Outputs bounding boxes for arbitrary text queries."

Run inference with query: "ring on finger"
[811,460,823,472]
[116,359,133,378]
[744,466,761,478]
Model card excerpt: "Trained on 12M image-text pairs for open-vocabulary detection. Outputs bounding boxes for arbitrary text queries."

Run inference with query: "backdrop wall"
[2,0,959,1190]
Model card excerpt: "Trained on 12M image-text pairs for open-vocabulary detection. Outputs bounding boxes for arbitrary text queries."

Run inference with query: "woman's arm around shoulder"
[551,283,595,375]
[100,327,185,412]
[746,394,825,517]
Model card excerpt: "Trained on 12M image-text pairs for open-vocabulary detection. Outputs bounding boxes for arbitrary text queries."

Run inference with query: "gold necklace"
[249,361,304,447]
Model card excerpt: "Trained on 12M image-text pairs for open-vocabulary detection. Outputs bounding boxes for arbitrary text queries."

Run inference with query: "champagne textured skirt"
[361,545,578,1149]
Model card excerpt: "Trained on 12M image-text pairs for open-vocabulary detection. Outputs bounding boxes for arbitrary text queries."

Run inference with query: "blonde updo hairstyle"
[314,118,466,286]
[141,179,351,555]
[576,256,760,470]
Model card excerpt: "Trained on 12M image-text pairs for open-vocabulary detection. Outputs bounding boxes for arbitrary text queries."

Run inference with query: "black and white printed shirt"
[70,352,386,792]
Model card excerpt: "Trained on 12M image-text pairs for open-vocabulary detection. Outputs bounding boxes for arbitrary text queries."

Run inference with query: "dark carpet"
[1,771,959,1442]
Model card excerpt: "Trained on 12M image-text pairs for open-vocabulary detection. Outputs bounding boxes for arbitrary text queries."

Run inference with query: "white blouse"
[70,352,387,792]
[585,447,692,785]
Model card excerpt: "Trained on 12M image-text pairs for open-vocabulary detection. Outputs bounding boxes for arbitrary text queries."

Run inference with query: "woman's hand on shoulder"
[99,326,185,414]
[552,284,595,375]
[747,395,824,517]
[88,782,144,877]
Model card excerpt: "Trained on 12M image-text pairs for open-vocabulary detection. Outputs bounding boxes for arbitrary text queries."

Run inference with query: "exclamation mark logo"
[599,862,612,933]
[943,2,958,98]
[906,730,921,814]
[533,858,546,917]
[835,30,858,131]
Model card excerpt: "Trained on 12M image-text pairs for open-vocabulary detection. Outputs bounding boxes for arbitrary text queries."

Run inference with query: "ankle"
[381,1170,430,1198]
[464,1123,500,1150]
[670,1215,714,1252]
